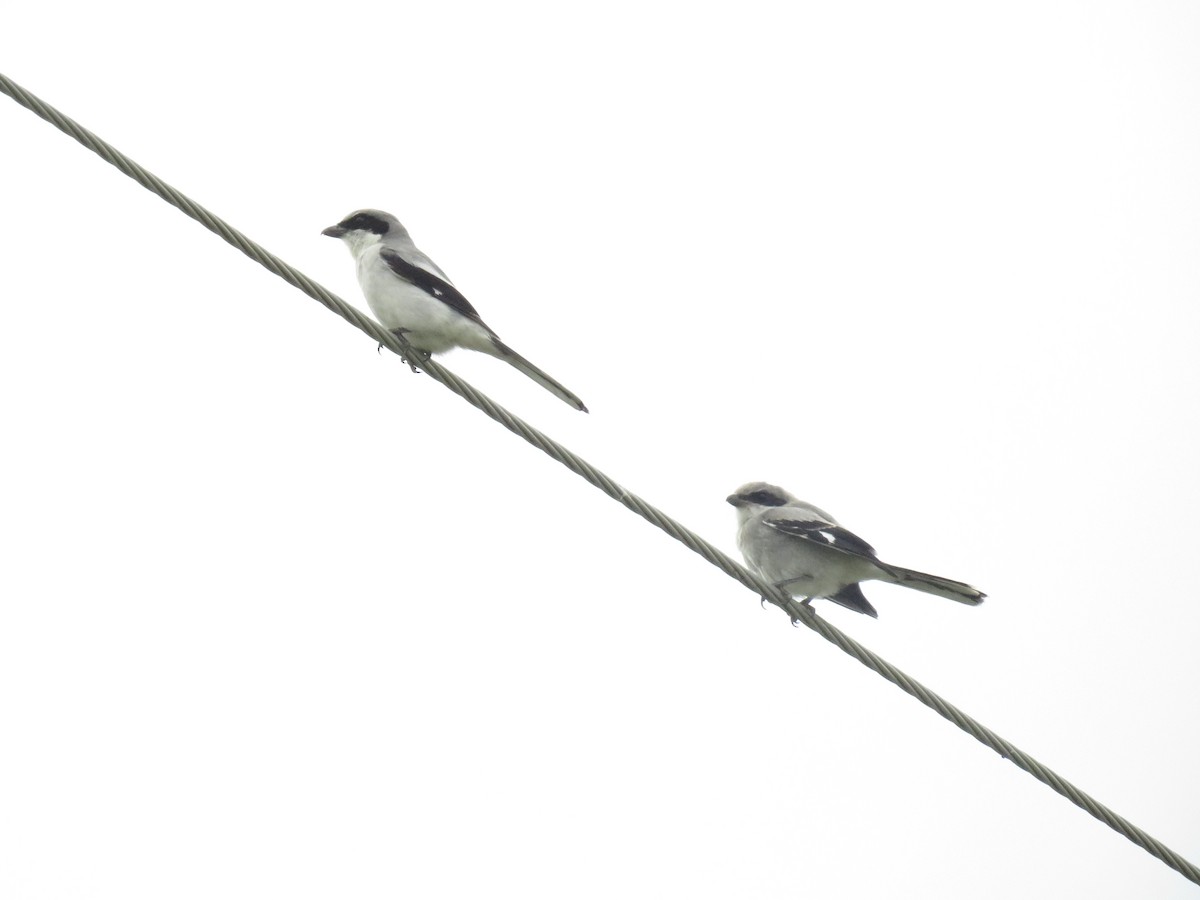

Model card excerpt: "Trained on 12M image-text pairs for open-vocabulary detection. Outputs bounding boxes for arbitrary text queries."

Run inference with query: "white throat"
[340,229,383,260]
[735,505,764,527]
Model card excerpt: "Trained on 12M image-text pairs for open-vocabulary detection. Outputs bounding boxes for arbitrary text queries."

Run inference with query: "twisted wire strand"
[4,71,1197,887]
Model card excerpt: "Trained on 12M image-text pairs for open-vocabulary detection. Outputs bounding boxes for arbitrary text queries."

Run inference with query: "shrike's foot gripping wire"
[760,588,815,627]
[404,352,431,373]
[381,328,428,372]
[790,597,817,626]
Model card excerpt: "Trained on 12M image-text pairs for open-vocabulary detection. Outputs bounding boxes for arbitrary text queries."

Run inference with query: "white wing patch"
[763,513,879,559]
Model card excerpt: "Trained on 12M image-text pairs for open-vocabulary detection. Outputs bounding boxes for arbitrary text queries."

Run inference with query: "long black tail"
[492,340,588,412]
[879,564,985,605]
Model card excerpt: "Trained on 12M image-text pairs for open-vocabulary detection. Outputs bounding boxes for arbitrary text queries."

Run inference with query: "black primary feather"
[828,583,879,617]
[378,247,492,330]
[765,517,879,560]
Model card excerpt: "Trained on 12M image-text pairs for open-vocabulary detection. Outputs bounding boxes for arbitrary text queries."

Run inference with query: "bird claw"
[790,605,817,626]
[788,597,817,626]
[384,328,428,373]
[402,349,431,373]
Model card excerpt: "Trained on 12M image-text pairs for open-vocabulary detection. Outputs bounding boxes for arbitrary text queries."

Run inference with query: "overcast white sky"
[3,3,1199,898]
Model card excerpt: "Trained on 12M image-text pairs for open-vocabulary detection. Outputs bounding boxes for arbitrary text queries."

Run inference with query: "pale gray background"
[2,2,1198,898]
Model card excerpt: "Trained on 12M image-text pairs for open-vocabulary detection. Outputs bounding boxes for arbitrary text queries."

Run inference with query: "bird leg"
[381,328,429,373]
[767,582,817,626]
[775,576,810,590]
[404,350,432,373]
[761,581,817,625]
[789,597,818,626]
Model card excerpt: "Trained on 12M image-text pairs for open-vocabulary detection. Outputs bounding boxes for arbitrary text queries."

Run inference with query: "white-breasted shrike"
[322,209,587,412]
[728,482,984,618]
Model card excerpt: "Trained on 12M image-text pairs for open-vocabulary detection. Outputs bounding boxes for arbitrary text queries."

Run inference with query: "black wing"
[379,247,492,330]
[828,583,879,618]
[763,515,879,561]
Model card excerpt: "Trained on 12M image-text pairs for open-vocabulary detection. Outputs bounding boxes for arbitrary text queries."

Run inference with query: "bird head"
[727,482,794,523]
[321,209,409,257]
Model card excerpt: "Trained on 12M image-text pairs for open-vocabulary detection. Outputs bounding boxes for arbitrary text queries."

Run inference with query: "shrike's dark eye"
[340,213,390,235]
[746,490,786,506]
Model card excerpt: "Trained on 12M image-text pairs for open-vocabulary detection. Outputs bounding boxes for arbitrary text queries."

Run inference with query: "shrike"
[322,209,587,412]
[728,482,984,618]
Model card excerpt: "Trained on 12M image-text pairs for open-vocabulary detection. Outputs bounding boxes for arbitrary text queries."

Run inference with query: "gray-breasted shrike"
[728,482,984,618]
[322,209,587,411]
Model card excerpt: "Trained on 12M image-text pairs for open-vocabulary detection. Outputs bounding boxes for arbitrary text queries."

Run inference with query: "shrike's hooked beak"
[321,225,347,238]
[727,494,745,507]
